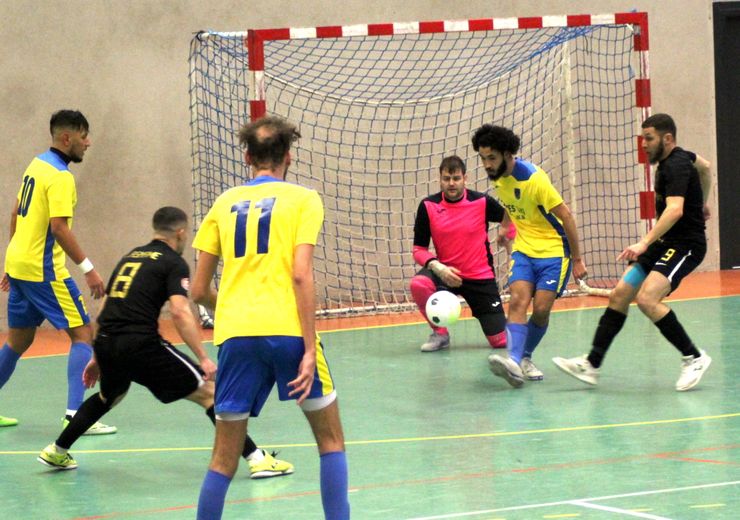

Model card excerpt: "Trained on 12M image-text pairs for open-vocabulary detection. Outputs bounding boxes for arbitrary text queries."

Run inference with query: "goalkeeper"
[411,155,511,353]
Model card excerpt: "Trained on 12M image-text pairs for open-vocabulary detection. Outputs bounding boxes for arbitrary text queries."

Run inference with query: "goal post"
[189,12,651,313]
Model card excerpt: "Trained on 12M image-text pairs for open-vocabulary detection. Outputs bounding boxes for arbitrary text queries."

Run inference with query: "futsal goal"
[189,12,652,314]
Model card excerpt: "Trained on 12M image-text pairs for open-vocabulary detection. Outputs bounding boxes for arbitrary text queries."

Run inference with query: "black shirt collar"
[49,147,73,165]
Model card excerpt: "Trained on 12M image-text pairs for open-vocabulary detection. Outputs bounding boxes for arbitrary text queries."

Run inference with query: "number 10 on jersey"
[231,197,276,257]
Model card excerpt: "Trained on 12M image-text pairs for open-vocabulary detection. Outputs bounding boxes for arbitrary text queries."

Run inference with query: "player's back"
[97,240,188,337]
[194,176,324,344]
[5,150,77,282]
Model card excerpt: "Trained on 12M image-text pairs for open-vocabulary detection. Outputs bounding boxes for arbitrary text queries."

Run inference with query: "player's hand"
[617,241,647,262]
[703,203,711,221]
[571,257,588,280]
[0,273,9,292]
[288,351,316,405]
[83,358,100,389]
[199,357,217,381]
[85,269,106,299]
[429,260,463,288]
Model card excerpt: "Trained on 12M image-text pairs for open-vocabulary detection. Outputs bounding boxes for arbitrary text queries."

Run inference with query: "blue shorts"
[7,276,90,329]
[508,252,572,297]
[215,335,335,417]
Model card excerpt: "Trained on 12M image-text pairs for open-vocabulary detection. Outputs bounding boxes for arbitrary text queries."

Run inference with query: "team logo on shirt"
[181,278,190,291]
[514,188,521,200]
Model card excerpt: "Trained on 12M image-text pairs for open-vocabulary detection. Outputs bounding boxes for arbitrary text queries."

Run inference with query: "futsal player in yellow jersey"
[472,124,588,387]
[0,110,115,434]
[192,116,349,520]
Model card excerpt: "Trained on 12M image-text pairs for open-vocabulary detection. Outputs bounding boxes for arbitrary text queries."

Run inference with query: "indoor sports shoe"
[420,332,450,352]
[520,357,544,381]
[552,355,599,386]
[62,417,118,435]
[248,450,294,479]
[0,415,18,427]
[488,354,524,388]
[676,350,712,392]
[37,444,78,470]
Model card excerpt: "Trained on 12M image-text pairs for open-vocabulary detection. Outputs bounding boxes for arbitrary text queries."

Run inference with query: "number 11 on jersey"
[231,197,276,257]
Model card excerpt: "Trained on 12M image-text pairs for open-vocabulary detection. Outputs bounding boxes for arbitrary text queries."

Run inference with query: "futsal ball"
[425,290,461,327]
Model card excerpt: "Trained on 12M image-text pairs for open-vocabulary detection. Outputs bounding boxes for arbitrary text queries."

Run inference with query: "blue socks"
[197,469,231,520]
[506,323,528,364]
[523,320,548,359]
[67,342,92,412]
[0,344,21,389]
[321,451,350,520]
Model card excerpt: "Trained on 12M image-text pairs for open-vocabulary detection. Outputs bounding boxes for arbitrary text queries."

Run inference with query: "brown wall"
[0,0,718,327]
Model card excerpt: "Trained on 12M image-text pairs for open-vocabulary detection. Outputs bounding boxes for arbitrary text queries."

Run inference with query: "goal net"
[189,13,650,314]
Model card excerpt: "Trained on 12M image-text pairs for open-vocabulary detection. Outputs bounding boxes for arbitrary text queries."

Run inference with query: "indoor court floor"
[1,270,738,519]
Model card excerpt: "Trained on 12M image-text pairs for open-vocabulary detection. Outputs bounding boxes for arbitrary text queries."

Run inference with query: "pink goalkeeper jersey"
[413,189,505,280]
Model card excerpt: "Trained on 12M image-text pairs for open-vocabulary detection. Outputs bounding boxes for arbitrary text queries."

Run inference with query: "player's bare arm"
[169,294,216,381]
[550,202,587,280]
[49,216,105,299]
[288,243,318,405]
[191,250,219,311]
[618,195,685,262]
[1,200,20,292]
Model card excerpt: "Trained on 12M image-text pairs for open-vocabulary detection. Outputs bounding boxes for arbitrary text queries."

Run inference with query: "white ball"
[425,290,461,327]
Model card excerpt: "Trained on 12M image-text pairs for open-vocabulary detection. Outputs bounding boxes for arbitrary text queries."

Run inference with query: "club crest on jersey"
[514,188,521,200]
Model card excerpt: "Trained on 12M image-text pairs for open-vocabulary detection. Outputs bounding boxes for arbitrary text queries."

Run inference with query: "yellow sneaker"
[37,444,78,470]
[0,415,18,427]
[248,450,294,479]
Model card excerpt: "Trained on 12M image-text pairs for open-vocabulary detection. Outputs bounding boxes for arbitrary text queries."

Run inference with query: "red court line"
[71,444,740,519]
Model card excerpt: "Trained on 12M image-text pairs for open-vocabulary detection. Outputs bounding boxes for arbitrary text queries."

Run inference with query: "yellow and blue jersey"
[193,176,324,345]
[494,159,569,258]
[4,149,77,282]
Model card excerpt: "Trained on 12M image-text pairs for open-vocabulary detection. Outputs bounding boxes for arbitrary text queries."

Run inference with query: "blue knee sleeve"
[623,264,647,288]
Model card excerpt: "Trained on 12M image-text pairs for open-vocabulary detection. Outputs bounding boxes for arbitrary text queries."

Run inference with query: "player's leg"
[410,268,450,352]
[1,278,45,425]
[303,399,350,520]
[552,263,643,385]
[459,280,506,349]
[635,246,710,390]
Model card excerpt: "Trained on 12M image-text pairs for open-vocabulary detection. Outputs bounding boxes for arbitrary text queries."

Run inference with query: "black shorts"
[637,240,706,293]
[417,268,505,335]
[93,333,204,404]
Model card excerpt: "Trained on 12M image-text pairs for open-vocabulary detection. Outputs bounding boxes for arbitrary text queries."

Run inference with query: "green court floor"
[1,296,738,519]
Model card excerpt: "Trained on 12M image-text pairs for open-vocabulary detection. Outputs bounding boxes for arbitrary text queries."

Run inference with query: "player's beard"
[486,161,507,181]
[648,140,664,164]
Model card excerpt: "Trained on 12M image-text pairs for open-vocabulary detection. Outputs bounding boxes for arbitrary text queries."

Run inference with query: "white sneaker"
[552,355,599,386]
[420,332,450,352]
[520,357,544,381]
[676,350,712,391]
[488,354,524,388]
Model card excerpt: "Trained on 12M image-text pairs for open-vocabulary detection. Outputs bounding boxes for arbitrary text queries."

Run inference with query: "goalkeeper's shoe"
[248,450,294,479]
[420,332,450,352]
[676,350,711,391]
[63,417,118,435]
[37,444,78,470]
[0,415,18,427]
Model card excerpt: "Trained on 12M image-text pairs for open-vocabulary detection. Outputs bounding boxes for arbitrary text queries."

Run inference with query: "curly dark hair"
[471,124,520,155]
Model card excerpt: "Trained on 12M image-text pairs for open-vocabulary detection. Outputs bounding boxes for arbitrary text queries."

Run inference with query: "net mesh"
[189,23,642,314]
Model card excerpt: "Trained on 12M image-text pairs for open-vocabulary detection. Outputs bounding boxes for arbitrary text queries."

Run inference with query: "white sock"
[247,449,265,462]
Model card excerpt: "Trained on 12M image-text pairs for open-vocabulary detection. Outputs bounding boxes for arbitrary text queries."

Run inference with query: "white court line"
[405,480,740,519]
[572,500,672,519]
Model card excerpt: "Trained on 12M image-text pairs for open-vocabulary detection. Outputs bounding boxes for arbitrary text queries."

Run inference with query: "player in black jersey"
[37,207,293,478]
[553,113,713,391]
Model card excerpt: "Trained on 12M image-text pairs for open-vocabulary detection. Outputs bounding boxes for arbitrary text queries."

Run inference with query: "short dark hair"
[471,124,520,155]
[238,116,301,169]
[152,206,188,233]
[439,155,466,174]
[642,113,676,139]
[50,110,89,136]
